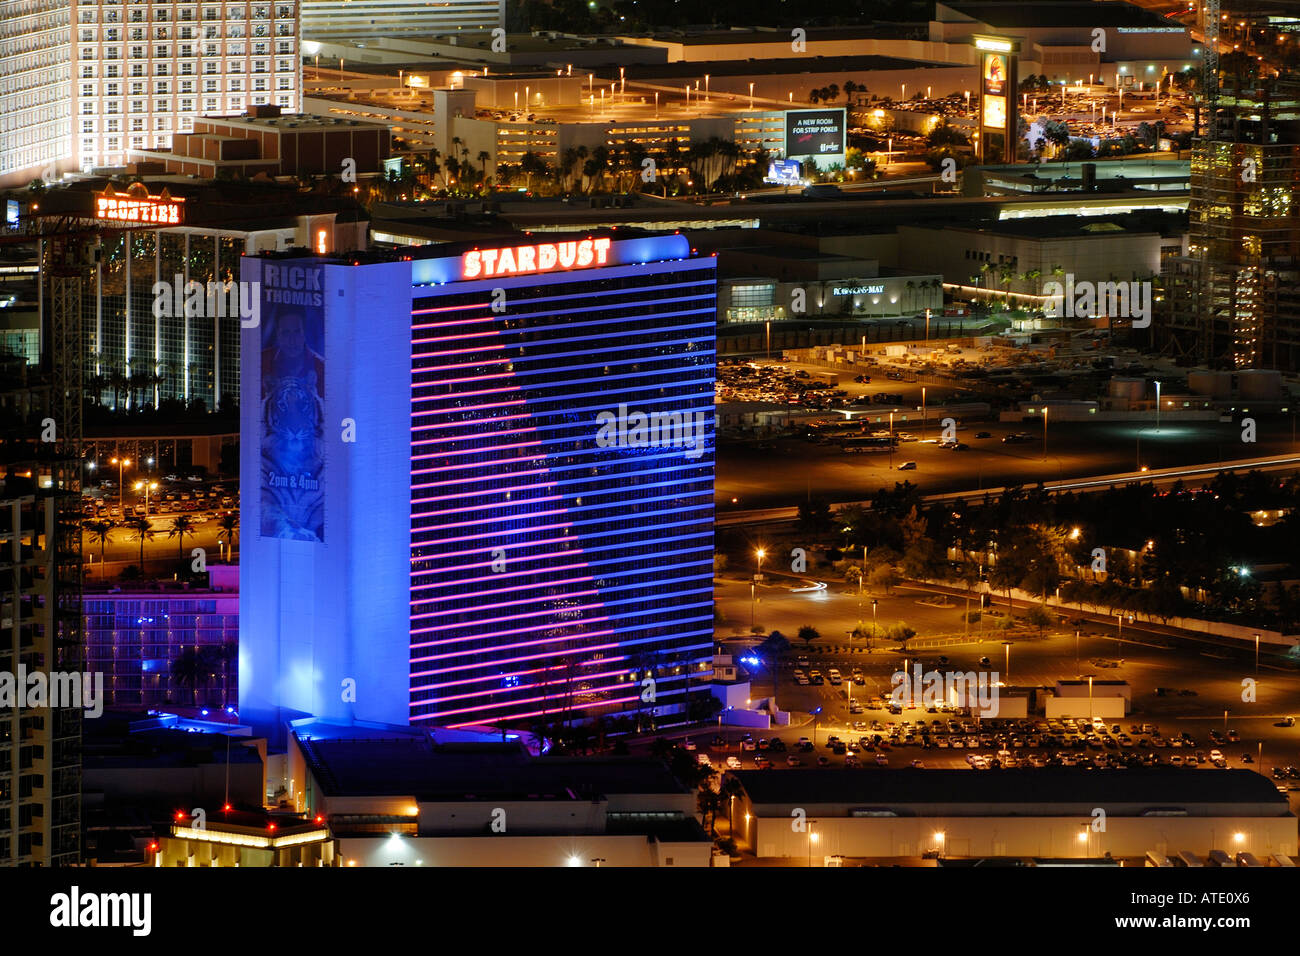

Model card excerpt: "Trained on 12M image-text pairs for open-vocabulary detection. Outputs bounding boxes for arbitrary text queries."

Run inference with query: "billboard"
[785,109,846,157]
[259,262,326,542]
[764,159,804,185]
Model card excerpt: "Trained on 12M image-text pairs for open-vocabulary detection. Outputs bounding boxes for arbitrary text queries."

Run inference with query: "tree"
[217,510,239,561]
[797,496,833,534]
[166,515,197,568]
[170,647,212,705]
[85,519,115,580]
[796,625,820,648]
[125,517,155,574]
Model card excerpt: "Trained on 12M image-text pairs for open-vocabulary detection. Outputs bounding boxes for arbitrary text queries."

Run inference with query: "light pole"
[921,386,927,439]
[134,480,157,516]
[1087,674,1094,721]
[1154,380,1161,433]
[1075,629,1081,674]
[871,598,878,650]
[109,456,131,512]
[888,411,895,470]
[750,548,767,629]
[748,82,754,109]
[1041,405,1048,461]
[1254,633,1260,674]
[1002,641,1012,682]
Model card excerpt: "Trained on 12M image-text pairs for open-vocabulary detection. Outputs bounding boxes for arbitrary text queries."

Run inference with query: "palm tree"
[125,517,155,574]
[167,515,197,568]
[216,510,239,561]
[476,149,491,183]
[797,625,820,649]
[85,519,115,580]
[170,647,213,706]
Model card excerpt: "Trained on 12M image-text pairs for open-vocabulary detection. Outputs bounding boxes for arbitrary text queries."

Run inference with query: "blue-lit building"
[239,233,716,734]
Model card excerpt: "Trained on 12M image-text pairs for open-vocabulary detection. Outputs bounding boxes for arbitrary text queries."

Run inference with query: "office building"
[239,232,716,735]
[1164,78,1300,371]
[0,387,81,865]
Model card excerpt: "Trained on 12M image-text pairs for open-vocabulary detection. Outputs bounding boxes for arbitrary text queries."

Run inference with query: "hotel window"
[80,29,94,41]
[253,42,267,54]
[253,60,267,73]
[204,78,217,91]
[82,119,95,133]
[107,119,120,132]
[131,100,144,112]
[82,66,96,77]
[181,98,193,111]
[132,135,144,147]
[277,76,290,89]
[155,80,170,93]
[204,97,218,110]
[81,102,95,114]
[205,43,217,55]
[132,118,144,130]
[131,64,144,76]
[276,93,289,106]
[156,63,170,75]
[276,58,291,72]
[107,65,121,77]
[131,81,144,94]
[156,98,169,110]
[276,40,291,53]
[180,80,193,92]
[106,46,120,58]
[108,137,120,149]
[107,83,120,95]
[253,78,267,91]
[81,83,95,97]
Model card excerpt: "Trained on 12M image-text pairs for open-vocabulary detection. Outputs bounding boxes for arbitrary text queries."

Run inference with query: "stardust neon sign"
[462,237,612,279]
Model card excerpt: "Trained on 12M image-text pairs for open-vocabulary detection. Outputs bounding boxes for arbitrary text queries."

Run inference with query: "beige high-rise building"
[74,0,302,171]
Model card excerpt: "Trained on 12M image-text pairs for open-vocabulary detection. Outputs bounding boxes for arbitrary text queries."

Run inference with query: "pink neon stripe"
[411,302,493,316]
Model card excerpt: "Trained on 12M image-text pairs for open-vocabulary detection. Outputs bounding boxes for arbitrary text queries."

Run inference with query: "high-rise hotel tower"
[239,233,716,735]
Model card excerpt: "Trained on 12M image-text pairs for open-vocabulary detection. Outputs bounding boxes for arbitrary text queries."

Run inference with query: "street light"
[134,480,158,517]
[871,598,878,648]
[1254,633,1260,674]
[1042,405,1049,461]
[109,457,131,512]
[749,82,754,108]
[1002,641,1012,681]
[751,548,767,629]
[1154,380,1161,433]
[934,830,945,860]
[808,825,819,867]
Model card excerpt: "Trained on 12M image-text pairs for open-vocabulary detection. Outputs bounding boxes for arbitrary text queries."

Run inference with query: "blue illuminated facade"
[240,234,716,735]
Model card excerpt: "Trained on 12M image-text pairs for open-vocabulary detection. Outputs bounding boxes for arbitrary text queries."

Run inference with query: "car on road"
[949,442,970,451]
[898,461,917,470]
[681,739,696,751]
[809,670,824,685]
[725,755,742,770]
[844,754,860,767]
[1276,717,1295,728]
[816,755,831,767]
[875,754,889,766]
[754,756,773,769]
[974,431,991,439]
[795,656,810,668]
[786,755,803,767]
[827,669,842,685]
[769,737,786,752]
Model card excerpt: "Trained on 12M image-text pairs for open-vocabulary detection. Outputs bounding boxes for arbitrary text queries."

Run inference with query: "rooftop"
[296,733,692,800]
[939,1,1182,31]
[736,768,1290,812]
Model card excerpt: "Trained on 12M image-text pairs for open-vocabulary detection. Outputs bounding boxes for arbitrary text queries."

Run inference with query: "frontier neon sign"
[462,237,613,280]
[94,184,183,224]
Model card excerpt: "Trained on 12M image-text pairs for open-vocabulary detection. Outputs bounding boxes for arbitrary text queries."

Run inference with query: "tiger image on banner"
[260,285,325,542]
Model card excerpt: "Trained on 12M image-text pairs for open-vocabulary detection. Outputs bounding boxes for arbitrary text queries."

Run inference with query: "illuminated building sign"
[462,237,613,279]
[94,184,184,224]
[972,34,1020,165]
[833,284,885,295]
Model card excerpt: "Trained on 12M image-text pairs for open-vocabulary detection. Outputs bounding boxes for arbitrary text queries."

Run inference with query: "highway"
[718,453,1300,527]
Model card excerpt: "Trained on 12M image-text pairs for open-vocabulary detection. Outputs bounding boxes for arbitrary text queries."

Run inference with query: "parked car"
[898,461,917,470]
